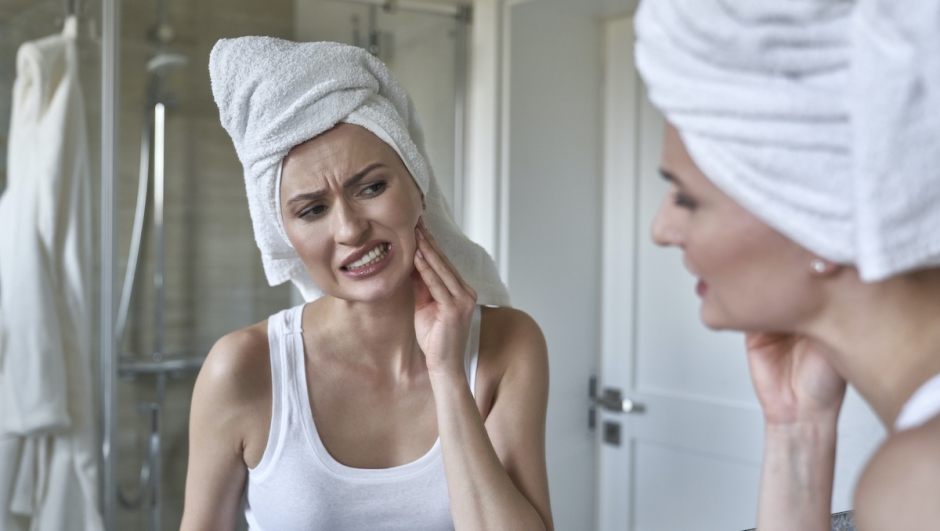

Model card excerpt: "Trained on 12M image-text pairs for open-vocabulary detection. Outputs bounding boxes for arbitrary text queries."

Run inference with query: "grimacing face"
[279,123,424,303]
[651,124,826,332]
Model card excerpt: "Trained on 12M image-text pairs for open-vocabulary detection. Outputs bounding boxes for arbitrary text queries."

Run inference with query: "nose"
[651,193,685,248]
[332,198,369,246]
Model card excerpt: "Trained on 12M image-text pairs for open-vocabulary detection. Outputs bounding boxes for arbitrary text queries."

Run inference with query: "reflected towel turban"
[209,38,509,305]
[635,0,940,281]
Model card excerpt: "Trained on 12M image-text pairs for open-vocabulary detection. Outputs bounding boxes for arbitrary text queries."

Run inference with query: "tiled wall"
[114,0,293,529]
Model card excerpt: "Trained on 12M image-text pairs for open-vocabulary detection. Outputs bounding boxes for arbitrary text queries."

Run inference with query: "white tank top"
[895,372,940,432]
[244,304,482,531]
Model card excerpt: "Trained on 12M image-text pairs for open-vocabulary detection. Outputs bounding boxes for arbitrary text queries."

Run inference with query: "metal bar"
[118,356,205,378]
[452,6,470,227]
[115,100,152,348]
[99,0,119,528]
[153,102,165,363]
[149,372,165,531]
[330,0,465,18]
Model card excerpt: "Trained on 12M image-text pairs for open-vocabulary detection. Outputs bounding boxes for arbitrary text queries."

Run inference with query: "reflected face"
[279,123,424,303]
[651,124,822,332]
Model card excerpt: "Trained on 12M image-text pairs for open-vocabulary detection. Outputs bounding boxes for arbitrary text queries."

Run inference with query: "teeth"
[345,244,388,270]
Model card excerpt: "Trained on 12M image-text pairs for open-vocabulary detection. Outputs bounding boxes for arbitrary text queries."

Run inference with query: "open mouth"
[342,243,391,272]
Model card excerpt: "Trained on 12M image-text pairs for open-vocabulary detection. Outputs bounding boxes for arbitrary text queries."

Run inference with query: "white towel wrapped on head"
[635,0,940,282]
[209,38,510,305]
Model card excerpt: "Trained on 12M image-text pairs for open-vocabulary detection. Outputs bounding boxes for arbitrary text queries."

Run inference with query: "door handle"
[589,379,646,414]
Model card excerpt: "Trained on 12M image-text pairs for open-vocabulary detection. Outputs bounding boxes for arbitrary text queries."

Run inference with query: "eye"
[299,204,327,220]
[673,190,697,209]
[359,181,386,197]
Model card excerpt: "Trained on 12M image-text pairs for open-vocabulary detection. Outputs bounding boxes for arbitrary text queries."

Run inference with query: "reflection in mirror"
[2,0,476,530]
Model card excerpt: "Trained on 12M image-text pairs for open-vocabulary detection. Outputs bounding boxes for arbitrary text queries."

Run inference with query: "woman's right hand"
[748,334,847,531]
[745,332,846,426]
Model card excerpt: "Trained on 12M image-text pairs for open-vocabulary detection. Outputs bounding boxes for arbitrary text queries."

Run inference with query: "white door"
[596,16,886,531]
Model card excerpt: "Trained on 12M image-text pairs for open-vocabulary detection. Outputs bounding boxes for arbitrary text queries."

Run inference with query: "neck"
[308,282,424,378]
[803,268,940,430]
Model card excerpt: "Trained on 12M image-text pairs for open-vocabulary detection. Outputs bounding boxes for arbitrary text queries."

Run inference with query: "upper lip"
[339,241,389,269]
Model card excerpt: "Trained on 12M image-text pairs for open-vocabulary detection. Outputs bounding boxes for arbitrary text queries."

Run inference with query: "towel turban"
[209,38,509,305]
[635,0,940,282]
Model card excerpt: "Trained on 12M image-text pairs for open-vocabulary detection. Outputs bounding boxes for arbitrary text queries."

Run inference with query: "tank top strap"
[464,305,482,398]
[251,304,306,478]
[279,303,309,424]
[895,371,940,432]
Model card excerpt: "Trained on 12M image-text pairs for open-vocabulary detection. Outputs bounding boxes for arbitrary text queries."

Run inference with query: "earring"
[811,259,827,274]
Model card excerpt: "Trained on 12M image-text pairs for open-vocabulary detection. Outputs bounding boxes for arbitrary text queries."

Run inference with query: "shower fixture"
[111,2,201,530]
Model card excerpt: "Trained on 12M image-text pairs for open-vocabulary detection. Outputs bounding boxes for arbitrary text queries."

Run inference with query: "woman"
[180,38,553,531]
[635,1,940,530]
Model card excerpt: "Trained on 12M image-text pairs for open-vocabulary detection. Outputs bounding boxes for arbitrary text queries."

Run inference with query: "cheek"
[683,213,745,277]
[694,218,816,329]
[288,226,333,271]
[373,189,422,242]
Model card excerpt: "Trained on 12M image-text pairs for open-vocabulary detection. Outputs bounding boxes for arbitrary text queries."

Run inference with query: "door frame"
[464,0,535,282]
[597,14,641,531]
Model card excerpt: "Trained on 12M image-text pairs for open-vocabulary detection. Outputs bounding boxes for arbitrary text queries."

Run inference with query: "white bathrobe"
[0,17,102,531]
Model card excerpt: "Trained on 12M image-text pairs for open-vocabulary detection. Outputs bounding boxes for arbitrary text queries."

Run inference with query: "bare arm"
[757,419,838,531]
[745,333,846,531]
[180,327,270,531]
[431,311,553,531]
[413,220,552,531]
[481,308,553,531]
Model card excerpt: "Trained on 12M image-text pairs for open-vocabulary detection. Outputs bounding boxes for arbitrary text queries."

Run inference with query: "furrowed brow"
[342,163,386,189]
[287,189,327,206]
[287,163,388,206]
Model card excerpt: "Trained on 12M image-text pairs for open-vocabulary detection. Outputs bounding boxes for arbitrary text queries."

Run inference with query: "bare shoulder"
[192,319,272,444]
[480,306,548,368]
[854,415,940,530]
[478,306,549,410]
[197,320,271,401]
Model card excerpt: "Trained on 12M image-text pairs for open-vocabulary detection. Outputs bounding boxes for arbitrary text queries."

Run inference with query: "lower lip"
[696,280,708,297]
[341,244,394,279]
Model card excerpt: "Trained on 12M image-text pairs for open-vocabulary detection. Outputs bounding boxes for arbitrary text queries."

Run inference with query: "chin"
[699,298,753,332]
[335,280,398,303]
[700,301,794,334]
[699,304,730,331]
[337,267,412,303]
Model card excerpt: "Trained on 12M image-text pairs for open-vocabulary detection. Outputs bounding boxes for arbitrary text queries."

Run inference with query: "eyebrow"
[659,168,680,184]
[287,163,387,206]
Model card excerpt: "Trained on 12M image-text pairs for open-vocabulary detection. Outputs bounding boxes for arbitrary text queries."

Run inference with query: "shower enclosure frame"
[99,0,119,529]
